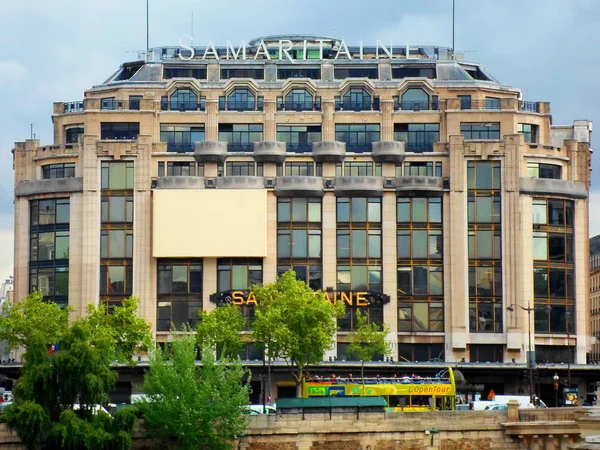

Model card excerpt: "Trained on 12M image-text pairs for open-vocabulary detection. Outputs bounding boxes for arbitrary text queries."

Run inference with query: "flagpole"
[146,0,150,53]
[452,0,456,59]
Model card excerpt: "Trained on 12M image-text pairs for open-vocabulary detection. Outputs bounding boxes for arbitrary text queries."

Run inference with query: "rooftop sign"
[172,36,445,63]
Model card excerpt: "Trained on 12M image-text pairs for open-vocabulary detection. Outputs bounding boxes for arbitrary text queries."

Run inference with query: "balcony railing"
[160,100,206,112]
[405,142,435,152]
[285,143,313,153]
[519,101,541,113]
[335,99,380,112]
[459,100,502,110]
[277,101,322,112]
[396,100,439,111]
[344,142,375,152]
[100,99,136,111]
[165,142,196,152]
[227,142,254,152]
[64,101,84,113]
[219,99,264,112]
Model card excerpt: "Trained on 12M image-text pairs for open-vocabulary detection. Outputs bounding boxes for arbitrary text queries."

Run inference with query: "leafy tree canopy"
[347,310,391,381]
[138,333,251,450]
[196,304,245,359]
[252,270,345,395]
[85,296,153,364]
[0,290,71,352]
[2,321,136,449]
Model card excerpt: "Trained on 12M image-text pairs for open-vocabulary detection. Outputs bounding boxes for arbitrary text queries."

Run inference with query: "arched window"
[342,88,372,111]
[401,89,429,111]
[227,89,255,111]
[284,89,314,111]
[169,89,198,111]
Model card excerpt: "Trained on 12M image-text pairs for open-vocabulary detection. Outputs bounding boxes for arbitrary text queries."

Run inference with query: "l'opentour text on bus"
[302,368,456,412]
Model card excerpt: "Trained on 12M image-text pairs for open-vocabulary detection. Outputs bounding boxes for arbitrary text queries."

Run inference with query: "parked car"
[484,404,507,411]
[244,404,276,415]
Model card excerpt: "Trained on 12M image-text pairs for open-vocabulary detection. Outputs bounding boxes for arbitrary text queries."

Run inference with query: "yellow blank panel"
[153,190,267,257]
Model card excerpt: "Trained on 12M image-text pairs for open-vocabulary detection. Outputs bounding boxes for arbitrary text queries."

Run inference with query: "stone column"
[205,100,219,141]
[381,100,394,141]
[382,192,398,354]
[264,100,276,141]
[322,193,337,360]
[322,100,335,141]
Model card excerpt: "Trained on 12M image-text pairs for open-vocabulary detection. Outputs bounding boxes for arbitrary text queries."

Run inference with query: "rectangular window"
[100,122,139,140]
[101,162,134,190]
[398,301,443,332]
[397,161,442,178]
[217,259,263,330]
[100,263,133,296]
[469,344,503,363]
[277,67,321,80]
[527,162,561,179]
[391,66,436,79]
[226,162,255,176]
[394,123,440,152]
[343,162,382,177]
[334,67,378,79]
[129,96,142,111]
[399,344,444,363]
[42,163,76,180]
[460,123,500,140]
[163,67,207,79]
[157,260,203,332]
[100,229,133,259]
[335,124,380,153]
[65,127,84,144]
[458,95,472,110]
[218,124,263,152]
[220,67,264,80]
[284,162,314,176]
[101,195,134,223]
[276,125,321,153]
[484,97,501,110]
[396,197,442,223]
[277,264,322,291]
[518,123,539,143]
[160,124,205,152]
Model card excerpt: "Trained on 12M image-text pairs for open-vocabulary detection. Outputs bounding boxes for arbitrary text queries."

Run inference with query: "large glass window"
[65,127,84,144]
[226,162,256,176]
[468,161,502,333]
[277,89,320,111]
[42,163,75,179]
[101,195,133,223]
[218,124,263,152]
[518,123,539,144]
[394,124,439,152]
[399,344,444,363]
[527,162,562,180]
[157,260,203,332]
[334,67,378,79]
[29,198,70,307]
[284,162,315,176]
[338,162,382,177]
[336,88,378,111]
[217,259,263,330]
[396,161,442,178]
[533,198,575,334]
[277,198,322,290]
[163,67,207,80]
[277,67,321,80]
[100,122,139,140]
[160,125,205,152]
[276,125,321,153]
[400,88,430,111]
[101,162,134,190]
[170,89,202,111]
[220,67,264,80]
[336,197,382,331]
[460,123,500,140]
[335,124,380,152]
[397,197,443,332]
[219,89,263,111]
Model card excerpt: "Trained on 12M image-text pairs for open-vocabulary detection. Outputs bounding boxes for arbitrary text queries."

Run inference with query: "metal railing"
[100,99,134,111]
[396,101,438,111]
[335,99,380,112]
[227,142,254,152]
[519,101,541,113]
[277,101,321,112]
[285,143,313,153]
[166,142,195,152]
[459,100,502,110]
[64,101,84,113]
[219,100,264,112]
[160,100,206,112]
[345,142,375,152]
[406,142,435,152]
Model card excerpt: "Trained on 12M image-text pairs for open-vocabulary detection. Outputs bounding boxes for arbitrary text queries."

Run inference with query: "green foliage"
[139,333,251,450]
[85,296,153,364]
[0,290,71,352]
[2,321,136,449]
[252,271,345,394]
[196,304,245,359]
[347,310,391,379]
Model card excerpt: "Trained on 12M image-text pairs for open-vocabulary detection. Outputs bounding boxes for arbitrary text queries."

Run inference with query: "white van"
[491,395,547,409]
[470,400,496,411]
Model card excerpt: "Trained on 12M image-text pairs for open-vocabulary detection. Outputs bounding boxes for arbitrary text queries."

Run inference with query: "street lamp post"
[553,373,559,407]
[507,303,551,406]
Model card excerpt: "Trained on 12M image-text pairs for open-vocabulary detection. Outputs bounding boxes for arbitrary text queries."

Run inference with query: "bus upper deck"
[302,368,456,412]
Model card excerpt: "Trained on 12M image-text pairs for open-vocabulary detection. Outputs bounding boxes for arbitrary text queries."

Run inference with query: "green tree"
[346,310,392,388]
[138,332,250,450]
[0,290,71,353]
[2,321,136,449]
[85,296,153,364]
[252,271,345,397]
[196,304,245,359]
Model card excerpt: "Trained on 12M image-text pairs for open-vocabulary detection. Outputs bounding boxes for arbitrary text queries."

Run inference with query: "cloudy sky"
[0,0,599,281]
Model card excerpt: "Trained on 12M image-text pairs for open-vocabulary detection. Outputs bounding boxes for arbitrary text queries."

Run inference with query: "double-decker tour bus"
[302,368,456,412]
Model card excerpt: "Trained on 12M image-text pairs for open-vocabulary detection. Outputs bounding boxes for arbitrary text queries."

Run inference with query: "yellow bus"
[302,368,456,412]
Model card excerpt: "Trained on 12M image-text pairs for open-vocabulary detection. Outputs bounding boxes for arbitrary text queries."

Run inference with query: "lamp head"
[553,373,559,382]
[544,305,552,313]
[506,305,514,312]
